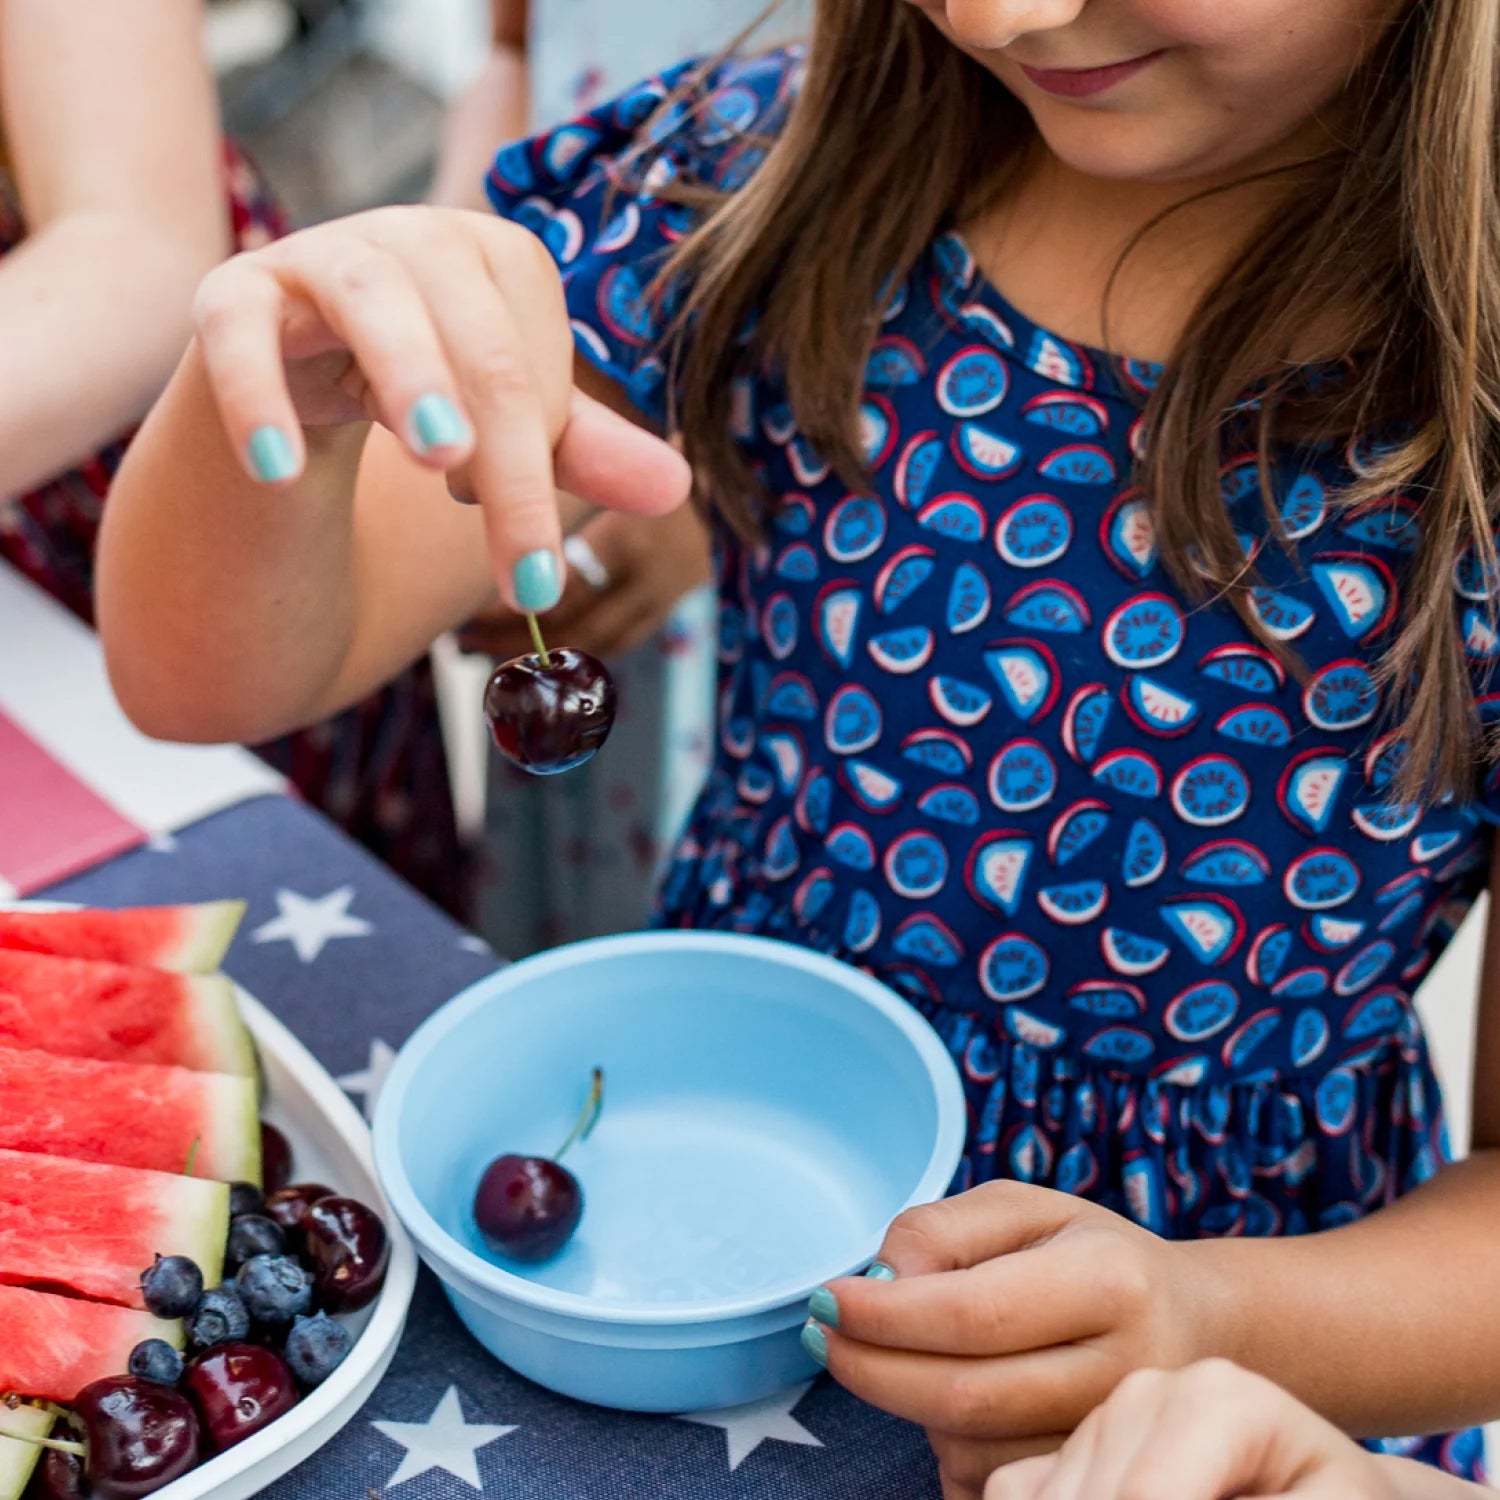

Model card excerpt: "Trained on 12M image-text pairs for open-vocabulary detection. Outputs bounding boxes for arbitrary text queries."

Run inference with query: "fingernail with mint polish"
[513,548,562,612]
[247,425,296,483]
[865,1262,897,1282]
[801,1320,828,1369]
[410,393,471,454]
[807,1286,839,1329]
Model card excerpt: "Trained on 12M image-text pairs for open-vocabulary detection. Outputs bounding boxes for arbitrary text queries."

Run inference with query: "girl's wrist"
[1173,1235,1264,1369]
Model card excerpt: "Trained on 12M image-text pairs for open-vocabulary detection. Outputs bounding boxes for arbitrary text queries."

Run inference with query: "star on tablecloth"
[372,1386,516,1490]
[337,1037,395,1121]
[250,885,372,963]
[677,1381,823,1470]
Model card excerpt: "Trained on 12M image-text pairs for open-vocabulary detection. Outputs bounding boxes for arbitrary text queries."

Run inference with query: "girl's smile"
[1017,48,1165,97]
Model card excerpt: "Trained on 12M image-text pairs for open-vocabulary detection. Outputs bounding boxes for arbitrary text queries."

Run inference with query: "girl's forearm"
[0,210,223,493]
[1192,1150,1500,1436]
[97,342,369,745]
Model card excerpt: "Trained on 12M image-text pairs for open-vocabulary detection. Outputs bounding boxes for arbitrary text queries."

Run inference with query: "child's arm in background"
[986,1362,1480,1500]
[428,0,530,211]
[96,207,690,745]
[0,0,227,494]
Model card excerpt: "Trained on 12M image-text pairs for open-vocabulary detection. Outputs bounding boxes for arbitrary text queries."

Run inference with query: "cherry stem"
[552,1068,604,1164]
[526,612,552,669]
[2,1433,86,1457]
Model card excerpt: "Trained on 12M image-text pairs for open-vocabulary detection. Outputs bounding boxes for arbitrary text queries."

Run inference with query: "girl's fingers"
[553,388,694,518]
[929,1431,1068,1497]
[873,1181,1086,1279]
[821,1233,1119,1357]
[821,1334,1114,1437]
[1031,1373,1159,1500]
[192,260,306,485]
[288,236,477,470]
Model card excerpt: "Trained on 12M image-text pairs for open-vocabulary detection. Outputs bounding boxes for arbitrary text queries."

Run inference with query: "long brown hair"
[652,0,1500,806]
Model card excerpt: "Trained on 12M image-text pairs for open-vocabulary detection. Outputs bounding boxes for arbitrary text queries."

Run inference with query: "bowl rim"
[372,930,966,1326]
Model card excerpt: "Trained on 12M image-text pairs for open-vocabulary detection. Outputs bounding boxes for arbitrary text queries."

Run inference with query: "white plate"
[0,903,417,1500]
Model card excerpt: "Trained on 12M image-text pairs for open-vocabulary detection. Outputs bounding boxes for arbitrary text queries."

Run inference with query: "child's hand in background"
[808,1182,1224,1500]
[190,205,690,608]
[987,1362,1456,1500]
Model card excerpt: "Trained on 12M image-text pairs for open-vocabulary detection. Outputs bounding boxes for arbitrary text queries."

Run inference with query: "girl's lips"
[1019,50,1164,99]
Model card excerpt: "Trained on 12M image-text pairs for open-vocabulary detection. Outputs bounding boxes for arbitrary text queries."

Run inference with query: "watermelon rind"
[0,1285,180,1404]
[0,1047,260,1184]
[188,974,259,1078]
[0,900,246,973]
[0,1398,52,1500]
[0,1149,229,1307]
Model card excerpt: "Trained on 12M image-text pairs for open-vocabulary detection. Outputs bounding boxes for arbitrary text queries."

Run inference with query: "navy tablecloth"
[43,795,940,1499]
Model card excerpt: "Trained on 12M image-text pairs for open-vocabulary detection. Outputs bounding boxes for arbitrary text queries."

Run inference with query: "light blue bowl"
[372,931,965,1412]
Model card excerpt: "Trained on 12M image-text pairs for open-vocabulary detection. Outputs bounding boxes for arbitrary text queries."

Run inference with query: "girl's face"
[903,0,1408,182]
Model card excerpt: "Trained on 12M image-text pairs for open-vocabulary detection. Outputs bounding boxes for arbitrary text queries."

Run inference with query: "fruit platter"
[0,901,417,1500]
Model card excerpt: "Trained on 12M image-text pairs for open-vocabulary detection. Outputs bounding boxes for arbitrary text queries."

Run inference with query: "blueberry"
[283,1311,352,1388]
[235,1254,313,1325]
[228,1182,266,1219]
[139,1255,204,1320]
[186,1286,251,1349]
[127,1338,185,1386]
[226,1214,285,1270]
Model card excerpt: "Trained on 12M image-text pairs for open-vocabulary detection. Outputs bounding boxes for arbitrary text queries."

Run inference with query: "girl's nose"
[941,0,1089,50]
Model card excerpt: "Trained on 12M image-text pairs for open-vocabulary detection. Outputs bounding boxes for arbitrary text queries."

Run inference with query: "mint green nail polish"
[247,426,295,483]
[865,1262,897,1282]
[801,1321,828,1369]
[807,1286,839,1328]
[410,393,471,454]
[513,548,562,612]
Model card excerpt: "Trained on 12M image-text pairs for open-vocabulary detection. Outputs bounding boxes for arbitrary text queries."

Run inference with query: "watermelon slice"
[0,1149,228,1308]
[0,901,245,973]
[0,1399,53,1500]
[0,1047,260,1184]
[0,951,254,1077]
[0,1285,180,1403]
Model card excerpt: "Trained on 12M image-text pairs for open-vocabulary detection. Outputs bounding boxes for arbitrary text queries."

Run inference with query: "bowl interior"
[392,937,952,1315]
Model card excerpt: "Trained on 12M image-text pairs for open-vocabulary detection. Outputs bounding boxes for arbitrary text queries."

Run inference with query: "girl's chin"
[1023,110,1260,186]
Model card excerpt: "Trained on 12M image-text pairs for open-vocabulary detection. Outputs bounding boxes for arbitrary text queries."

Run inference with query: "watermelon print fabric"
[488,51,1490,1476]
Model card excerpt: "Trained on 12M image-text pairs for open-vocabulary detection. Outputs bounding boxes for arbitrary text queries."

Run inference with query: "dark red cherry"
[484,647,616,775]
[182,1343,297,1453]
[72,1376,201,1499]
[29,1445,87,1500]
[262,1183,332,1252]
[301,1197,389,1313]
[473,1155,582,1262]
[259,1123,293,1194]
[472,1068,602,1263]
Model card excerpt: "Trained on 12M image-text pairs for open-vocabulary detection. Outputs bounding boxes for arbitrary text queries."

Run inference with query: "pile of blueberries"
[28,1124,390,1500]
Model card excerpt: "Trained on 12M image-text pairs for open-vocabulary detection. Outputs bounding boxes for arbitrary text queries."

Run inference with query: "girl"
[97,0,1500,1494]
[0,0,470,917]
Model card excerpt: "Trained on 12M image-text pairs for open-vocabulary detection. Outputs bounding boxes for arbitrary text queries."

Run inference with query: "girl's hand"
[809,1182,1224,1500]
[986,1362,1408,1500]
[190,205,691,609]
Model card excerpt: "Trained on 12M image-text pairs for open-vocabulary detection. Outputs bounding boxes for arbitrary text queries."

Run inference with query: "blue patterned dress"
[488,50,1492,1476]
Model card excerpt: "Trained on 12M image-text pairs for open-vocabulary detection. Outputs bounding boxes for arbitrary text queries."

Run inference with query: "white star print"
[250,885,372,963]
[458,933,492,954]
[677,1380,823,1470]
[372,1386,516,1490]
[337,1037,396,1121]
[144,831,178,854]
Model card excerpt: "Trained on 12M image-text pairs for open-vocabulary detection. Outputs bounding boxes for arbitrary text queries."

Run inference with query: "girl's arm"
[0,0,227,494]
[97,206,689,745]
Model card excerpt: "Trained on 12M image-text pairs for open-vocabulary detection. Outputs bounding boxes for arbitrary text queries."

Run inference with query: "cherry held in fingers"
[474,1068,603,1262]
[484,615,615,775]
